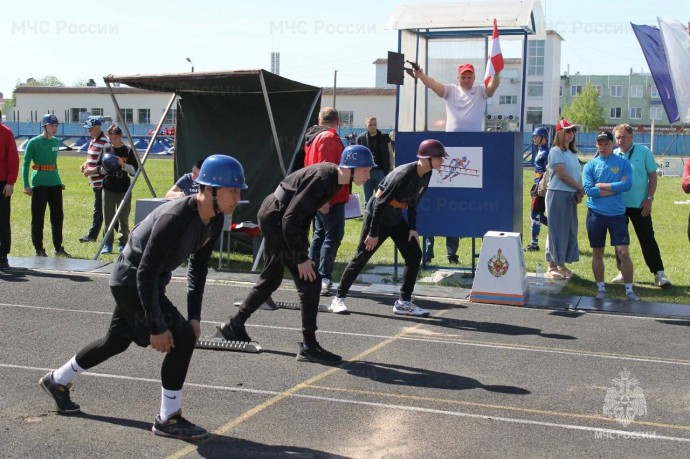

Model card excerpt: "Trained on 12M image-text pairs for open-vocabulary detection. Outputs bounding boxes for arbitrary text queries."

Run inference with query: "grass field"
[6,153,690,304]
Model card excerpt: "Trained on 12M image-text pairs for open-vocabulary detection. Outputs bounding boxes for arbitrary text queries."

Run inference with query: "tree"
[2,76,65,113]
[561,83,606,132]
[26,75,65,87]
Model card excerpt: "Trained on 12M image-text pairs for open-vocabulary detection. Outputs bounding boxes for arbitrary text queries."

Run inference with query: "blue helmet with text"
[339,145,377,169]
[195,154,248,189]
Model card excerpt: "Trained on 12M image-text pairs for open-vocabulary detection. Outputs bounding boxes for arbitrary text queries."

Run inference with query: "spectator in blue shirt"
[165,159,204,198]
[582,131,638,301]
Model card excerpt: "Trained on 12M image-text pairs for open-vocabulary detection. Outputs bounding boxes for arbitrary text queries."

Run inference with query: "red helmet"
[417,139,449,159]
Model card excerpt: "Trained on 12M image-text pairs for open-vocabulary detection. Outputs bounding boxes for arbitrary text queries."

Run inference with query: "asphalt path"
[2,269,690,458]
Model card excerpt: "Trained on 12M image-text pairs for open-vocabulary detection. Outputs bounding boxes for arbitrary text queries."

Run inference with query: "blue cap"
[83,117,102,128]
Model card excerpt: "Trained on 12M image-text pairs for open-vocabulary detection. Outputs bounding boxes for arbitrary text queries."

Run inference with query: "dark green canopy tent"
[103,70,321,225]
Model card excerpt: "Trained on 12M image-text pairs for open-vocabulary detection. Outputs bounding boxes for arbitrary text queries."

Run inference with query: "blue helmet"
[339,145,377,169]
[532,127,549,138]
[101,153,120,173]
[195,154,248,189]
[41,114,59,126]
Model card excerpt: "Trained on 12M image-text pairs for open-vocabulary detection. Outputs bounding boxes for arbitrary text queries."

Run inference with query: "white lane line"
[3,302,690,367]
[6,362,689,443]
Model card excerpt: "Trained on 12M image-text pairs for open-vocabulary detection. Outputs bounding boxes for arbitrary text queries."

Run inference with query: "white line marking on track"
[4,302,690,366]
[6,362,690,443]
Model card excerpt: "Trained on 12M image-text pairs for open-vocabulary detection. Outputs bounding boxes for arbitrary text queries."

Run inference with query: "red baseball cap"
[457,64,475,74]
[555,119,578,132]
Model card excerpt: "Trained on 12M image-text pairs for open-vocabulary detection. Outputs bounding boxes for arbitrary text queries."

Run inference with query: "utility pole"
[333,70,338,108]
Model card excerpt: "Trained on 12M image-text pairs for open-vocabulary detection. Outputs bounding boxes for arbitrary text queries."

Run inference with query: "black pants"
[31,185,63,251]
[235,197,321,343]
[616,206,664,274]
[337,212,422,301]
[74,285,197,391]
[0,181,10,257]
[86,187,103,240]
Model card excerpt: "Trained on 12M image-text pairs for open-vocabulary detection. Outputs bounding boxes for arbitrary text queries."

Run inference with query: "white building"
[11,86,175,125]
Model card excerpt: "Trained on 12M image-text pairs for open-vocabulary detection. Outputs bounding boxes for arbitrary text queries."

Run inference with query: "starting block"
[234,297,333,313]
[195,327,262,353]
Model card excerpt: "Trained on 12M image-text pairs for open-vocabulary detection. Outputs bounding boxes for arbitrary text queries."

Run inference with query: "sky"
[2,0,688,99]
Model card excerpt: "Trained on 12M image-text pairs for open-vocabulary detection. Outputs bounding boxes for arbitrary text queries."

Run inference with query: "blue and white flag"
[658,17,690,123]
[631,23,679,123]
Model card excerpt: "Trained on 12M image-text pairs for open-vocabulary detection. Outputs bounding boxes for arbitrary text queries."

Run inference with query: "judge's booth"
[387,1,546,304]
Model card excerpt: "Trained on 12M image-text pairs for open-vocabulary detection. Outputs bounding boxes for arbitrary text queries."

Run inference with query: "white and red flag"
[484,18,504,86]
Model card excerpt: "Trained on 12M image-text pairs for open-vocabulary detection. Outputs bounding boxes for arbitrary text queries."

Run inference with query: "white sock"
[596,282,605,291]
[625,283,634,294]
[52,356,84,386]
[159,388,182,422]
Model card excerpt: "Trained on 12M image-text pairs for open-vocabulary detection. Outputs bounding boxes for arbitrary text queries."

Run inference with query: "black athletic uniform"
[337,162,431,301]
[234,163,342,344]
[74,195,223,391]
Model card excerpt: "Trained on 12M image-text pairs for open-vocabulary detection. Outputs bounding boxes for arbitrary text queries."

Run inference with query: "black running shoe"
[0,256,9,270]
[219,321,252,342]
[35,249,47,257]
[54,248,72,258]
[296,342,342,364]
[447,255,459,264]
[152,410,209,440]
[524,243,540,252]
[38,372,80,414]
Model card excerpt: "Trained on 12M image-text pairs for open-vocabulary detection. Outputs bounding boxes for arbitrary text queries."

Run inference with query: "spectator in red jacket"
[0,112,19,270]
[303,107,346,293]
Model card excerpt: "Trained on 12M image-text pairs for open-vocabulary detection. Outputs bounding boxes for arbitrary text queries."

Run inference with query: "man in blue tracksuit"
[582,131,638,301]
[525,127,549,251]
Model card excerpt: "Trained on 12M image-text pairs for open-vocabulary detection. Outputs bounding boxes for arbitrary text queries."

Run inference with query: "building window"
[527,82,543,98]
[571,85,582,96]
[629,107,642,119]
[526,107,543,124]
[527,40,544,77]
[650,107,663,120]
[610,107,622,119]
[499,95,517,105]
[610,85,623,97]
[164,109,177,125]
[119,108,133,124]
[650,85,659,98]
[339,110,354,127]
[630,85,643,98]
[91,108,103,117]
[592,85,603,96]
[70,108,87,123]
[138,109,151,124]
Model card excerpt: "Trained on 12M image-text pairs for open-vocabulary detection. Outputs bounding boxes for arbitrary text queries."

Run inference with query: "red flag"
[484,18,504,86]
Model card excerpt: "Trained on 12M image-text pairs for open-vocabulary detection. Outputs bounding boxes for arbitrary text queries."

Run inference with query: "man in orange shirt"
[303,107,347,292]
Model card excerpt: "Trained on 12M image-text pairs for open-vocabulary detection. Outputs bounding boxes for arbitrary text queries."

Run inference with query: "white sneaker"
[611,272,624,284]
[626,291,640,301]
[655,271,671,289]
[321,279,333,291]
[328,297,348,314]
[393,300,430,317]
[596,290,607,299]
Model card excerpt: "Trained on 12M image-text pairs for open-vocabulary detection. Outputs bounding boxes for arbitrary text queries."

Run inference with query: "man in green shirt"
[22,114,70,257]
